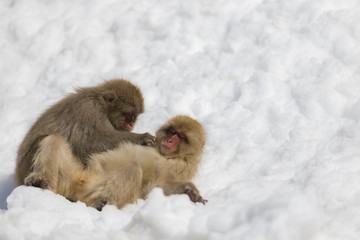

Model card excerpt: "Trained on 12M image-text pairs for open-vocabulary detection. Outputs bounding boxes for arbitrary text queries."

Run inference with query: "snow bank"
[1,0,360,239]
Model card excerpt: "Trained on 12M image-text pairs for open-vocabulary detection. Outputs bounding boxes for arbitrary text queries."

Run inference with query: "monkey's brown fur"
[15,79,155,196]
[73,115,207,209]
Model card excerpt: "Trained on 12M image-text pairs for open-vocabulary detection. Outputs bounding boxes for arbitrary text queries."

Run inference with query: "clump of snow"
[1,0,360,239]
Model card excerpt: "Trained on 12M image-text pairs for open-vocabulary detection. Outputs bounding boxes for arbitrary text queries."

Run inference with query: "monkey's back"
[15,92,104,185]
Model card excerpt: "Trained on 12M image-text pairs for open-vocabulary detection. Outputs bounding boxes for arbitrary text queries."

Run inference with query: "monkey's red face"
[124,112,137,131]
[160,127,187,155]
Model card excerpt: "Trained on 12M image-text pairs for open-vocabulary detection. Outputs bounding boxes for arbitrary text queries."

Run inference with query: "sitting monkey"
[73,115,207,210]
[15,79,155,197]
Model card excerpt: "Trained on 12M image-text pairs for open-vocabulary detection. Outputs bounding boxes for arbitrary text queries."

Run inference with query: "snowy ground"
[1,0,360,239]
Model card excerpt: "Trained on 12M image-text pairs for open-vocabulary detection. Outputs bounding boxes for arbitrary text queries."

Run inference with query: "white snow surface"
[1,0,360,239]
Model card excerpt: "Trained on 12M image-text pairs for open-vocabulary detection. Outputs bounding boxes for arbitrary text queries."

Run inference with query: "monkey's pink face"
[160,127,187,155]
[124,112,137,131]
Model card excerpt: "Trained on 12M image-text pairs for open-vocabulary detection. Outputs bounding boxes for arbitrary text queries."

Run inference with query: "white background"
[1,0,360,239]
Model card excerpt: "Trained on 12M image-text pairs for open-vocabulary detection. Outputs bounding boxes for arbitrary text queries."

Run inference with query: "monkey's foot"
[25,177,49,189]
[95,200,107,211]
[184,189,208,205]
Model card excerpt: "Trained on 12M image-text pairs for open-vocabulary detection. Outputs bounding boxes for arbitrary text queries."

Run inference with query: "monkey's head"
[98,79,144,131]
[156,115,206,159]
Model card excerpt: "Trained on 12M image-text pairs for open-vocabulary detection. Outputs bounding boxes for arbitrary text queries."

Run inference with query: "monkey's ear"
[102,91,118,103]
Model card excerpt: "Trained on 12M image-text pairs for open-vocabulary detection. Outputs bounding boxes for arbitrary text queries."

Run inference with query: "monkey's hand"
[95,200,107,211]
[139,132,156,147]
[184,188,208,205]
[24,174,49,189]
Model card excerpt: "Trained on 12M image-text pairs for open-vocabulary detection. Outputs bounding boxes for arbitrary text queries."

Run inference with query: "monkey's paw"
[140,133,156,147]
[95,200,107,211]
[184,189,208,205]
[25,176,49,189]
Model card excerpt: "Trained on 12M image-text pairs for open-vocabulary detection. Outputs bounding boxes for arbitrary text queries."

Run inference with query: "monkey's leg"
[161,181,208,205]
[77,160,143,211]
[24,135,81,197]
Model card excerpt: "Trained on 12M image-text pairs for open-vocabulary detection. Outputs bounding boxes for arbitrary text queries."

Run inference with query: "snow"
[1,0,360,239]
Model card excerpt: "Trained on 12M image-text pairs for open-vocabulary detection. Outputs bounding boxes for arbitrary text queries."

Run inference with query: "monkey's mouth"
[161,144,170,150]
[160,143,175,154]
[125,123,134,131]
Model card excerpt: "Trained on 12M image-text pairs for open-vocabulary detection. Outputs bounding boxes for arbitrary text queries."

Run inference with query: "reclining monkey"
[73,115,207,210]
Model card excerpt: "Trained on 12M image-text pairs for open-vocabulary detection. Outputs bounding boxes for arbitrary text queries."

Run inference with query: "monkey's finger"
[40,180,49,189]
[194,195,208,205]
[145,138,156,146]
[147,137,157,147]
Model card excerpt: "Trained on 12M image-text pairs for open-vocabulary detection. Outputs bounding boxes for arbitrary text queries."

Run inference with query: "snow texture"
[1,0,360,239]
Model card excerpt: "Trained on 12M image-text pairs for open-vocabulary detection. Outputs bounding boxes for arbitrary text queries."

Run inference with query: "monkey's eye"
[177,132,187,141]
[167,127,177,135]
[166,127,187,141]
[125,113,136,122]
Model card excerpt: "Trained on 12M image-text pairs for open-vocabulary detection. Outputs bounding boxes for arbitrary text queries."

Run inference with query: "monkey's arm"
[161,181,207,205]
[70,131,156,162]
[112,131,156,146]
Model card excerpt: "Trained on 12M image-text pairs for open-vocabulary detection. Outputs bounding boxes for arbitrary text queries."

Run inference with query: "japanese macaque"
[73,115,207,210]
[15,79,155,196]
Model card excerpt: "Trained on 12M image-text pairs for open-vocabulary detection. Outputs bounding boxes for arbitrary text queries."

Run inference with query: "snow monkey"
[15,79,156,197]
[73,115,207,210]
